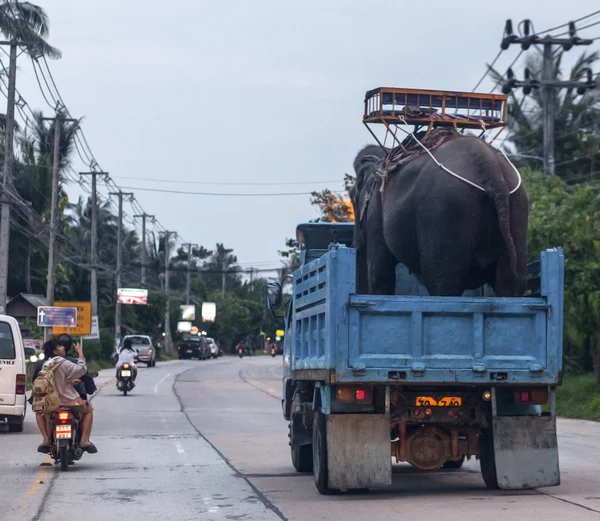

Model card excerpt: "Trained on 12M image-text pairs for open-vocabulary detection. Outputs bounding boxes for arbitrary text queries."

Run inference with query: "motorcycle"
[237,345,251,358]
[270,345,277,357]
[50,407,83,471]
[116,363,135,395]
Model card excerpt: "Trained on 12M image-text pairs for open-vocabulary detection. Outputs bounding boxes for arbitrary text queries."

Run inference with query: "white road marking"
[154,371,173,395]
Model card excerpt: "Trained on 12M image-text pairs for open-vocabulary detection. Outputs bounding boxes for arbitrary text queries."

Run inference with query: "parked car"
[206,337,220,358]
[0,315,27,432]
[178,335,210,360]
[116,335,157,367]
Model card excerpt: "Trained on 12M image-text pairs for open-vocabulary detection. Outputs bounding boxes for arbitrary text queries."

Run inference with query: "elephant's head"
[349,145,388,222]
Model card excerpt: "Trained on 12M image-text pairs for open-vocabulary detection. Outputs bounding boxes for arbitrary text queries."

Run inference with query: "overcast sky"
[11,1,600,274]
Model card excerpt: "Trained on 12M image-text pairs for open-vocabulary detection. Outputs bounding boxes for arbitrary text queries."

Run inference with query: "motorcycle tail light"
[123,364,130,369]
[58,411,71,421]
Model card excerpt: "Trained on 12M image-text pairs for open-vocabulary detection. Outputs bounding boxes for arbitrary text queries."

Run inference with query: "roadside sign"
[190,326,199,335]
[117,288,148,305]
[201,302,216,322]
[52,301,92,336]
[276,329,285,337]
[83,315,100,340]
[177,321,192,332]
[37,306,77,328]
[180,305,195,321]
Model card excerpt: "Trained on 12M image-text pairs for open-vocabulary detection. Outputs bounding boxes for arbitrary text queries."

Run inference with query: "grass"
[553,374,600,422]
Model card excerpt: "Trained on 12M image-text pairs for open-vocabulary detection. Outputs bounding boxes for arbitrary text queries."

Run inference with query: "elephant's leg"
[367,245,397,295]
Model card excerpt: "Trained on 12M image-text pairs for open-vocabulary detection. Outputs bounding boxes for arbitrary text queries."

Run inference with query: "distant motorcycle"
[270,345,277,357]
[116,363,135,396]
[49,407,84,471]
[237,345,251,358]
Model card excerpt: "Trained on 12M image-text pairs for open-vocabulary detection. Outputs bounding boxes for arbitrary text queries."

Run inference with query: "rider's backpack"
[31,359,65,414]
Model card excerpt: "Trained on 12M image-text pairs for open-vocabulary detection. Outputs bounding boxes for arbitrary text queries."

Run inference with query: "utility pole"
[109,191,134,343]
[80,171,108,317]
[500,19,596,175]
[42,110,78,305]
[182,243,198,304]
[0,41,18,312]
[134,213,155,286]
[221,260,227,299]
[161,230,177,352]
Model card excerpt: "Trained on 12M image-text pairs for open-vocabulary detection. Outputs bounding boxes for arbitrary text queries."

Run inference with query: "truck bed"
[290,245,563,386]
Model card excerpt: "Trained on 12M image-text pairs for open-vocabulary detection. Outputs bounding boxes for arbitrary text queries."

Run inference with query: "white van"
[0,315,27,432]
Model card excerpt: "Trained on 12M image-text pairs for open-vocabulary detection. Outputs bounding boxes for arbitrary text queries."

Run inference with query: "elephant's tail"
[491,191,518,281]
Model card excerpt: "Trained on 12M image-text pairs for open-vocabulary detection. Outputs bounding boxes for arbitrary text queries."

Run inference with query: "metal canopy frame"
[363,87,509,151]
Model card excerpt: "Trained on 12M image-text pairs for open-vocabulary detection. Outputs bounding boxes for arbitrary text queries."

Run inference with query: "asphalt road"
[2,356,600,521]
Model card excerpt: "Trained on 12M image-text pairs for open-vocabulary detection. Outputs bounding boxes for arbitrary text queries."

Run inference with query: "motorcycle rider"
[35,338,97,454]
[116,338,138,387]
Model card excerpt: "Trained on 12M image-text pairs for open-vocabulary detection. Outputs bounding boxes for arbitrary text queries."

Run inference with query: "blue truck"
[267,222,564,495]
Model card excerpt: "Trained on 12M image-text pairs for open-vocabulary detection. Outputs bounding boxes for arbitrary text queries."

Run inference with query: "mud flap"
[326,414,391,490]
[492,415,560,489]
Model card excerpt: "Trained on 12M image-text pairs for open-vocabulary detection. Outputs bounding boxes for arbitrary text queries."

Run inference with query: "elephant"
[349,129,529,298]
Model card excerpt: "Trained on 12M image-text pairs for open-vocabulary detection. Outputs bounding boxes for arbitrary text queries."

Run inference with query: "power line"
[111,175,344,186]
[117,186,345,197]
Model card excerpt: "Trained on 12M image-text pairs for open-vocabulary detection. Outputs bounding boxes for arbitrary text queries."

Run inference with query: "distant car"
[119,335,157,368]
[178,335,210,360]
[206,337,220,358]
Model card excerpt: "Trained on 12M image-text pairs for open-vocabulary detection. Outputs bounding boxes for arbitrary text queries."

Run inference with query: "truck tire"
[313,410,337,495]
[479,429,498,489]
[290,395,313,472]
[443,455,465,469]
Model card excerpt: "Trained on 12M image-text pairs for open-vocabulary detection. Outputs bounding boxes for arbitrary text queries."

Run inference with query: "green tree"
[0,1,61,58]
[490,50,600,181]
[524,168,600,383]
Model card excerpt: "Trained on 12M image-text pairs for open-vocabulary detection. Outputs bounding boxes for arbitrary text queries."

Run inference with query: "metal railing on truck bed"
[290,245,564,386]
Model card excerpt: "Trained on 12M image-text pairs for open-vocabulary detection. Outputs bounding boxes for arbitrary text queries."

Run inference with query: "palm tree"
[489,50,600,181]
[0,1,60,58]
[11,111,79,293]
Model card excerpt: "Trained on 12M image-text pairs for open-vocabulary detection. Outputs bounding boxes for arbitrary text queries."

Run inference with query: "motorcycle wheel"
[60,446,69,471]
[123,388,128,396]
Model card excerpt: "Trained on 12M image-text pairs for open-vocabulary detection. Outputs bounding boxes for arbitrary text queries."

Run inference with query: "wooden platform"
[364,87,508,130]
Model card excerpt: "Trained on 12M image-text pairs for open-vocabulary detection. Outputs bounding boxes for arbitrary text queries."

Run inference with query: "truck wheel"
[443,455,465,469]
[290,395,313,472]
[313,410,337,495]
[479,429,498,489]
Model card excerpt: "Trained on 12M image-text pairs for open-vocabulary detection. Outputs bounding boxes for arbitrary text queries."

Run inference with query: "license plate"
[121,370,131,377]
[186,350,192,353]
[56,425,72,439]
[416,396,462,407]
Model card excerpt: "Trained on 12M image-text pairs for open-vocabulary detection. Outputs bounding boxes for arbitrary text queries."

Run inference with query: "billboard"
[52,301,92,336]
[177,321,192,333]
[201,302,216,323]
[180,305,195,321]
[117,288,148,305]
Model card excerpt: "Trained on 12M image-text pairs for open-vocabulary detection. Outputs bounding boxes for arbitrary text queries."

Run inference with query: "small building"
[6,293,49,322]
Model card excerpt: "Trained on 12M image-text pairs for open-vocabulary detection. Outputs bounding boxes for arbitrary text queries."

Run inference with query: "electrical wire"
[117,186,345,197]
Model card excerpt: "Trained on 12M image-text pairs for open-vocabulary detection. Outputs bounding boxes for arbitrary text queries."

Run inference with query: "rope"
[390,117,522,195]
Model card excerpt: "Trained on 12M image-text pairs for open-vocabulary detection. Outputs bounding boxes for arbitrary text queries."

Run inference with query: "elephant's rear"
[381,135,528,297]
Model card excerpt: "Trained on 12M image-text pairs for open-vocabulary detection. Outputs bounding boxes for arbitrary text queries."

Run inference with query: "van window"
[0,322,15,359]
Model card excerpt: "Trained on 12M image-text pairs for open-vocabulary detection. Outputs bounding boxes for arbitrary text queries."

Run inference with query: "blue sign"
[37,306,78,328]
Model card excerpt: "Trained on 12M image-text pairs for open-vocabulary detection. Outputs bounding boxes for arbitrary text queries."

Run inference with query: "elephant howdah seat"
[363,87,508,143]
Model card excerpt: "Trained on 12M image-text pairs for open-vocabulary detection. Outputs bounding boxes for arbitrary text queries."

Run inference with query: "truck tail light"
[16,374,26,395]
[335,386,373,404]
[514,388,548,405]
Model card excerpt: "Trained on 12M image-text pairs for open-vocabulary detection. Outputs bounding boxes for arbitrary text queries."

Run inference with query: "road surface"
[2,357,600,521]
